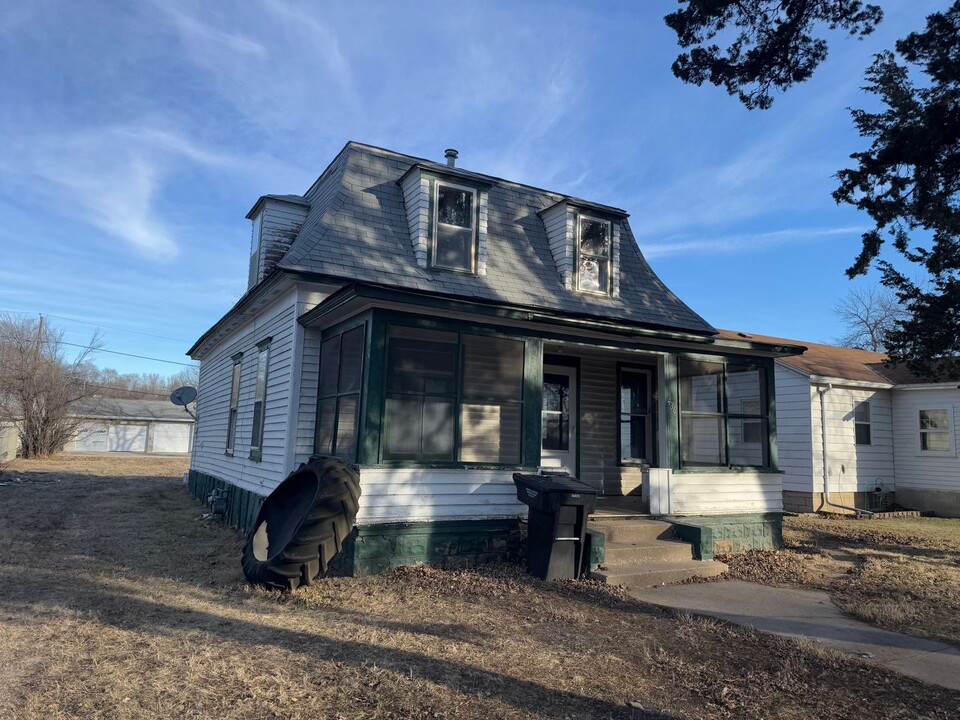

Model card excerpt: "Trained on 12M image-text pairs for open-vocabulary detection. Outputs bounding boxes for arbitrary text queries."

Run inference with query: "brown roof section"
[717,330,890,384]
[869,359,960,385]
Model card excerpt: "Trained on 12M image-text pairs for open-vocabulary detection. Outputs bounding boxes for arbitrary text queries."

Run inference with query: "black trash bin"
[513,471,598,580]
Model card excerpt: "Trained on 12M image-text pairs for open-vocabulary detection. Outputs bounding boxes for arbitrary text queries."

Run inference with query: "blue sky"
[0,1,940,376]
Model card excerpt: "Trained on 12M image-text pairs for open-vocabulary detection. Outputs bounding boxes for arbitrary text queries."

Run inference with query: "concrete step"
[603,539,695,566]
[589,519,675,544]
[591,560,728,590]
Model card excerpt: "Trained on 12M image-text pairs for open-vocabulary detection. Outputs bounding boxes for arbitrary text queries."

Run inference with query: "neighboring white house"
[721,331,960,517]
[65,397,195,455]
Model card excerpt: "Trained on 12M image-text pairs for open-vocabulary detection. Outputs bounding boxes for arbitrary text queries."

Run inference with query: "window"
[620,368,653,463]
[432,183,477,272]
[248,339,271,461]
[225,354,242,455]
[315,326,366,462]
[854,401,871,445]
[577,215,612,294]
[383,325,525,464]
[679,360,769,468]
[542,374,571,452]
[919,409,951,452]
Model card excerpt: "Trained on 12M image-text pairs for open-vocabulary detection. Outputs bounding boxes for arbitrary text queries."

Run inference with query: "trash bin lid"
[512,472,597,495]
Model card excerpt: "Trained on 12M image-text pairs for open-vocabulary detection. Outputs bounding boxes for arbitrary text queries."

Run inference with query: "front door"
[541,365,577,472]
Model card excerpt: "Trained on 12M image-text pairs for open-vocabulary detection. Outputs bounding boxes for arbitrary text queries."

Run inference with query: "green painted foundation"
[334,519,525,576]
[668,513,783,560]
[188,469,264,535]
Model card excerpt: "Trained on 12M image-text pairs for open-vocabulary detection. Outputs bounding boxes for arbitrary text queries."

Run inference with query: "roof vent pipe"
[444,148,458,167]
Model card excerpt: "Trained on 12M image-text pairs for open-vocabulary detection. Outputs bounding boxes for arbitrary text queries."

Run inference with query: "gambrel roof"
[274,142,714,334]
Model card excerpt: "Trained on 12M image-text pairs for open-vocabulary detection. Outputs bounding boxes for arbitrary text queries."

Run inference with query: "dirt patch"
[1,460,958,719]
[717,514,960,648]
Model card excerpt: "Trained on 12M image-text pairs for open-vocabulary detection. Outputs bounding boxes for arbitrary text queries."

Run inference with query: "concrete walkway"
[632,581,960,691]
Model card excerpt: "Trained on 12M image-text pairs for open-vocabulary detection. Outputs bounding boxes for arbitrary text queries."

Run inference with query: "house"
[186,141,806,573]
[720,331,960,517]
[65,397,195,455]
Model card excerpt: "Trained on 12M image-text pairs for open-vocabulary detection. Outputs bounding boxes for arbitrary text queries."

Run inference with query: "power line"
[61,342,197,367]
[0,309,194,343]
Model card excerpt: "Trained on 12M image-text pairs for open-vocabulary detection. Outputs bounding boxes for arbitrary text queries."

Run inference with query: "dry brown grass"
[1,457,959,719]
[720,515,960,647]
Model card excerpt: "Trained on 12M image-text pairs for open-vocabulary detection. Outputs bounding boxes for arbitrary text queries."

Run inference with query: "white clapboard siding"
[357,468,525,523]
[667,471,783,515]
[541,201,574,289]
[811,385,895,493]
[400,171,430,268]
[891,388,960,492]
[255,201,310,284]
[774,364,814,492]
[191,291,299,496]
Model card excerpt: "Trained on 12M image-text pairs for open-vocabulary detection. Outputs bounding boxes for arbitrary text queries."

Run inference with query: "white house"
[721,331,960,517]
[186,142,806,574]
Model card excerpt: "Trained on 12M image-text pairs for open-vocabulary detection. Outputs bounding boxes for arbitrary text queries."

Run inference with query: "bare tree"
[0,314,103,458]
[833,286,907,353]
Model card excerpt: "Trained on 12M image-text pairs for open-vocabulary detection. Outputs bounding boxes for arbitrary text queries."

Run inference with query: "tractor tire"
[241,457,361,591]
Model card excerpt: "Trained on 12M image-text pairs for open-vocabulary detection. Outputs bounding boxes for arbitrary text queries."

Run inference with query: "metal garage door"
[152,422,192,454]
[107,424,148,452]
[74,423,110,452]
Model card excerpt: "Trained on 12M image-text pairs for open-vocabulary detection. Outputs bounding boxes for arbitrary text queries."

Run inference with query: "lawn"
[719,514,960,647]
[1,456,958,719]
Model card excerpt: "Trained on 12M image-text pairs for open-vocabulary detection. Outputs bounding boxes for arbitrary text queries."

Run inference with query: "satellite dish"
[170,386,198,407]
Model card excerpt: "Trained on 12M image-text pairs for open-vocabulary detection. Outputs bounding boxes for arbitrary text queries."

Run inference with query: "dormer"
[246,194,311,289]
[539,199,627,297]
[398,150,491,276]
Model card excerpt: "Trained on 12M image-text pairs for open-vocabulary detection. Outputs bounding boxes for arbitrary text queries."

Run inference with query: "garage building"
[66,397,194,455]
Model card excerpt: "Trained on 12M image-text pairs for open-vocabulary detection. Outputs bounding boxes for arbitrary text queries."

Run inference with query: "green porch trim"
[667,512,784,560]
[358,313,388,466]
[522,339,544,468]
[331,518,524,576]
[663,355,680,470]
[187,469,264,535]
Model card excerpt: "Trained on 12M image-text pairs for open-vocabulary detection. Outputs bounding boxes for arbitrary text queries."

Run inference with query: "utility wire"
[0,309,193,343]
[60,342,197,367]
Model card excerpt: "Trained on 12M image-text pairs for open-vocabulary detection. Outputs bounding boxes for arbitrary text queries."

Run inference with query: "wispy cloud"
[642,225,865,259]
[0,123,236,258]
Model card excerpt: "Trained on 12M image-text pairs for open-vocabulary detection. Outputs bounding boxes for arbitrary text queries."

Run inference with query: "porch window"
[315,325,366,462]
[679,360,769,468]
[919,409,951,452]
[432,183,476,272]
[542,373,571,451]
[620,368,653,463]
[576,215,612,294]
[248,338,271,461]
[383,325,524,464]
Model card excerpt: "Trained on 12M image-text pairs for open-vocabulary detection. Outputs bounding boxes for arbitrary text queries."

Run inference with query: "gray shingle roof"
[279,142,714,334]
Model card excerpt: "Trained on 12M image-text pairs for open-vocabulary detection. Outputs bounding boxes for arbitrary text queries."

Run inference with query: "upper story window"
[854,401,871,445]
[226,353,242,455]
[577,215,612,294]
[919,408,952,453]
[249,338,271,461]
[433,182,477,273]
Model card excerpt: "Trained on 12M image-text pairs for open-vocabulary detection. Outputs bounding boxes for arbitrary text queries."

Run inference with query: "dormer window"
[577,215,612,294]
[433,182,477,273]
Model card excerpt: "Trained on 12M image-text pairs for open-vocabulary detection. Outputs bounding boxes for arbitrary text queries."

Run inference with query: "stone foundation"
[894,488,960,518]
[667,513,783,560]
[782,490,892,514]
[188,469,264,534]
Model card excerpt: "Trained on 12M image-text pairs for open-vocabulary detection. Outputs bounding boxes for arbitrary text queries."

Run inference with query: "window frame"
[677,359,770,470]
[225,352,242,456]
[248,338,271,462]
[379,321,528,467]
[854,400,872,446]
[430,180,479,274]
[575,213,613,296]
[618,365,655,466]
[315,324,367,463]
[918,407,954,455]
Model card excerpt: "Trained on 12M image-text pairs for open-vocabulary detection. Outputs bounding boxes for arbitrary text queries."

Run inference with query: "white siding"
[253,200,309,286]
[811,385,895,493]
[666,471,783,515]
[775,364,814,492]
[541,202,574,289]
[892,388,960,492]
[401,171,430,268]
[357,468,525,523]
[191,291,300,496]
